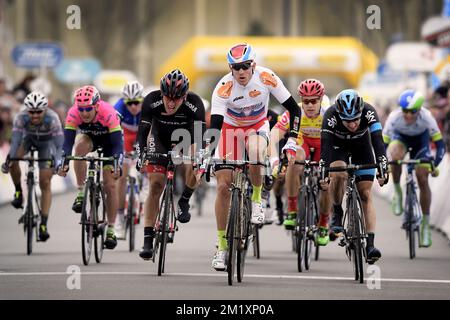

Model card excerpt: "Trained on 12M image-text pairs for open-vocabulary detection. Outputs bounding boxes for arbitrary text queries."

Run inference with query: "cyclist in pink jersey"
[57,85,123,250]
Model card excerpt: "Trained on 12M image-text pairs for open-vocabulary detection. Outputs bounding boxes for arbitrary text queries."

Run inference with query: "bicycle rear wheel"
[81,181,94,266]
[237,196,251,282]
[158,187,170,276]
[94,186,106,263]
[227,189,240,285]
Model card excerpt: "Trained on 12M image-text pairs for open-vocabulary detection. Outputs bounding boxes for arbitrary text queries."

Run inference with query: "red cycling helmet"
[297,79,325,97]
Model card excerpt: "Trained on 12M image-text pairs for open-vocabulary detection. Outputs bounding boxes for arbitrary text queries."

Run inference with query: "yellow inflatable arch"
[156,36,378,88]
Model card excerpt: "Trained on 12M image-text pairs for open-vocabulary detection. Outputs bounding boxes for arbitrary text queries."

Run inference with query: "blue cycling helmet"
[335,89,364,120]
[227,43,256,65]
[398,89,424,112]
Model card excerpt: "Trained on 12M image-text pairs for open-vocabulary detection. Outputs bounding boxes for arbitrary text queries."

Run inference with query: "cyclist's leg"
[177,143,198,223]
[387,137,407,215]
[139,132,168,258]
[414,142,433,247]
[9,144,26,208]
[354,141,381,262]
[328,143,348,236]
[356,179,381,262]
[247,121,270,224]
[328,159,347,236]
[38,168,53,241]
[311,138,331,244]
[73,134,93,186]
[71,134,93,212]
[283,144,305,230]
[213,168,233,270]
[115,160,129,237]
[103,167,120,249]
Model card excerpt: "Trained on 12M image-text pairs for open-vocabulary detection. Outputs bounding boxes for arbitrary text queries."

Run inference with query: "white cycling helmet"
[122,80,144,100]
[24,91,48,110]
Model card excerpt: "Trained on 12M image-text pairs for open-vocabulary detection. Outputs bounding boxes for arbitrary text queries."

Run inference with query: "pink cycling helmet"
[74,85,100,107]
[298,79,325,97]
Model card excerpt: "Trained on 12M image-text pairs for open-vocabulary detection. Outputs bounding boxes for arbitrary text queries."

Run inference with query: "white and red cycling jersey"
[211,66,293,160]
[211,66,291,127]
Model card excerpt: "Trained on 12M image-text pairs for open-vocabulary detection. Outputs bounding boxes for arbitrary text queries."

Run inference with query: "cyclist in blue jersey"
[113,81,144,238]
[383,90,446,247]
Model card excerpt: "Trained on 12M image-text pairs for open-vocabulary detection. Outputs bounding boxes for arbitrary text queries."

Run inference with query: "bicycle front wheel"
[252,224,260,259]
[227,189,240,286]
[304,192,314,271]
[81,181,94,266]
[158,187,170,276]
[128,178,136,252]
[94,186,106,263]
[297,188,307,272]
[351,194,365,284]
[405,183,418,259]
[237,196,251,282]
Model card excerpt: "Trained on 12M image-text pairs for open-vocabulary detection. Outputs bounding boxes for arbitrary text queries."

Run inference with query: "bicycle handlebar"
[388,159,435,172]
[325,163,379,173]
[65,155,115,162]
[9,157,54,162]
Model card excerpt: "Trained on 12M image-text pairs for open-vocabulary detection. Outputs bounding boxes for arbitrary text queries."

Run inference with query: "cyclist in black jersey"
[319,89,388,264]
[136,69,206,260]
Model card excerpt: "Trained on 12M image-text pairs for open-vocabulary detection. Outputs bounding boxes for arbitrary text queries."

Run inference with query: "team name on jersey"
[185,101,198,113]
[151,100,163,109]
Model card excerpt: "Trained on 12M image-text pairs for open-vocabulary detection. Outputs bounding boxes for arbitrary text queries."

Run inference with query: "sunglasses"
[78,106,94,113]
[28,110,43,115]
[125,99,143,106]
[402,109,418,114]
[231,62,252,71]
[302,98,319,105]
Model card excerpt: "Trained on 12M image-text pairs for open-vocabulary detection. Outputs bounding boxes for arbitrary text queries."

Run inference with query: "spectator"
[430,85,450,155]
[0,78,19,146]
[13,73,35,103]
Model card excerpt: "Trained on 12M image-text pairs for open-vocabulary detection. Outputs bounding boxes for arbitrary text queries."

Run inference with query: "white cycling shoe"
[212,250,227,271]
[251,201,265,224]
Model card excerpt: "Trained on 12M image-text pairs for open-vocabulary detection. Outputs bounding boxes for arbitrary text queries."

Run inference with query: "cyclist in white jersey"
[206,43,301,271]
[383,90,445,247]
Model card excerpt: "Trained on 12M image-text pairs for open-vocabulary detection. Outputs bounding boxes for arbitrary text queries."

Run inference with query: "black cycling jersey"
[320,103,386,169]
[137,90,206,161]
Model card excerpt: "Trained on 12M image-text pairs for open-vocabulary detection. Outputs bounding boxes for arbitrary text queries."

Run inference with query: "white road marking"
[0,271,450,284]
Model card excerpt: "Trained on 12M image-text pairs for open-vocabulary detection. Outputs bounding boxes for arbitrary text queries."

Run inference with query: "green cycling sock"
[394,183,402,195]
[217,230,228,251]
[251,185,262,202]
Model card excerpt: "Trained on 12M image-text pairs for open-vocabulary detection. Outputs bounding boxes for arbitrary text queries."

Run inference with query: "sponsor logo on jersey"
[327,116,337,128]
[365,110,376,123]
[249,90,261,98]
[218,81,233,98]
[259,72,278,88]
[233,96,244,102]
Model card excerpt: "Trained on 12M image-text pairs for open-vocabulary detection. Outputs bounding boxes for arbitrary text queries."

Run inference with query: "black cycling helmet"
[160,69,189,99]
